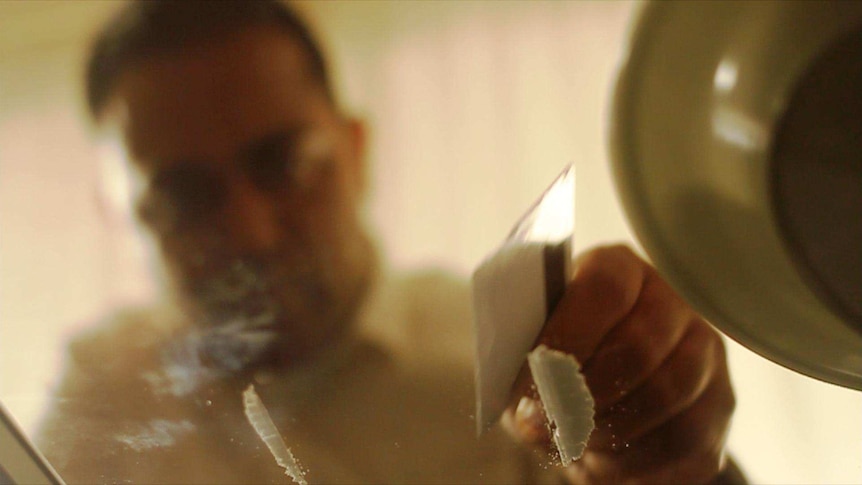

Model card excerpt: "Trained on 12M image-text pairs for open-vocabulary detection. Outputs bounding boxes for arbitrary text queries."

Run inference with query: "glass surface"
[1,2,860,484]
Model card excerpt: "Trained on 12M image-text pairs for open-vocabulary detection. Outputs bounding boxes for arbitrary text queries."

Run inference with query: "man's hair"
[85,0,333,120]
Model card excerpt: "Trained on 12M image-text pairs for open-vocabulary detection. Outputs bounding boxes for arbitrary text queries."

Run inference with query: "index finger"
[539,244,648,366]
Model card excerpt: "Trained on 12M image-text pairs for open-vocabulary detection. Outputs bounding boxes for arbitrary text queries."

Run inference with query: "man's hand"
[502,245,735,484]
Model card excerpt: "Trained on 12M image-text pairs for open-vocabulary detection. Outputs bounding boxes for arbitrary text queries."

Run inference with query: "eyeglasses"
[138,129,336,228]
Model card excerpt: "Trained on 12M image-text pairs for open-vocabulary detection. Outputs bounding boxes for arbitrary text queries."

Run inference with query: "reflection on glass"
[0,1,859,484]
[21,2,552,483]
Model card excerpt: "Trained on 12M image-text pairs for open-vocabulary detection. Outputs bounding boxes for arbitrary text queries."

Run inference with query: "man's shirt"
[36,270,559,484]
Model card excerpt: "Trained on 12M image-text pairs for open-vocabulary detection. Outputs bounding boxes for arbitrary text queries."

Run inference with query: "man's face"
[100,27,376,365]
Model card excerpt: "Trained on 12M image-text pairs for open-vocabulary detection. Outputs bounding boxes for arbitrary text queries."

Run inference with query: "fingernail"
[516,397,546,431]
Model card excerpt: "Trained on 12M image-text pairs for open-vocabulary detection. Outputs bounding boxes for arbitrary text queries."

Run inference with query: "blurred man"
[37,2,743,484]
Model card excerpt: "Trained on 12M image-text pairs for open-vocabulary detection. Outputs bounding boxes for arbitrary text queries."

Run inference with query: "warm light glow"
[97,136,135,223]
[712,106,768,151]
[509,164,576,244]
[714,59,738,93]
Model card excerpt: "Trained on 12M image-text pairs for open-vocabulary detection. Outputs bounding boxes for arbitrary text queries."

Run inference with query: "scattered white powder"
[243,384,307,485]
[114,419,195,452]
[527,345,595,464]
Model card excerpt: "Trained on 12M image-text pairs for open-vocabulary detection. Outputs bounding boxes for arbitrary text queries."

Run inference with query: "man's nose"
[221,176,281,252]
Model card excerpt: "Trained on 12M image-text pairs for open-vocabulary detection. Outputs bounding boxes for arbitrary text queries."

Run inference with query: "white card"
[472,165,577,433]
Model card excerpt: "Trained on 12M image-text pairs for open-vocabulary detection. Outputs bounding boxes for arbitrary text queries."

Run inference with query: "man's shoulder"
[363,268,475,368]
[385,267,470,308]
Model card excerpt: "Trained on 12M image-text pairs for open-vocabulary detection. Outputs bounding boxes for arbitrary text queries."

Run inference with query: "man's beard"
[154,225,379,393]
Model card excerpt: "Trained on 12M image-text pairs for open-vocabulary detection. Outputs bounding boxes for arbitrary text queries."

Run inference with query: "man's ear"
[344,117,368,198]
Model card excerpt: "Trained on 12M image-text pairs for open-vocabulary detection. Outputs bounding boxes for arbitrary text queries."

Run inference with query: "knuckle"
[707,324,730,363]
[678,448,727,484]
[678,324,709,362]
[650,368,683,414]
[672,416,707,454]
[576,247,644,311]
[623,312,654,343]
[640,271,686,316]
[589,338,654,401]
[713,369,736,421]
[673,386,734,458]
[652,337,710,412]
[628,294,676,343]
[722,384,737,419]
[615,326,659,378]
[579,244,641,276]
[680,332,714,393]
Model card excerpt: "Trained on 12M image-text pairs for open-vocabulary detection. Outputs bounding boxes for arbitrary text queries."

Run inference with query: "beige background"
[1,1,859,483]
